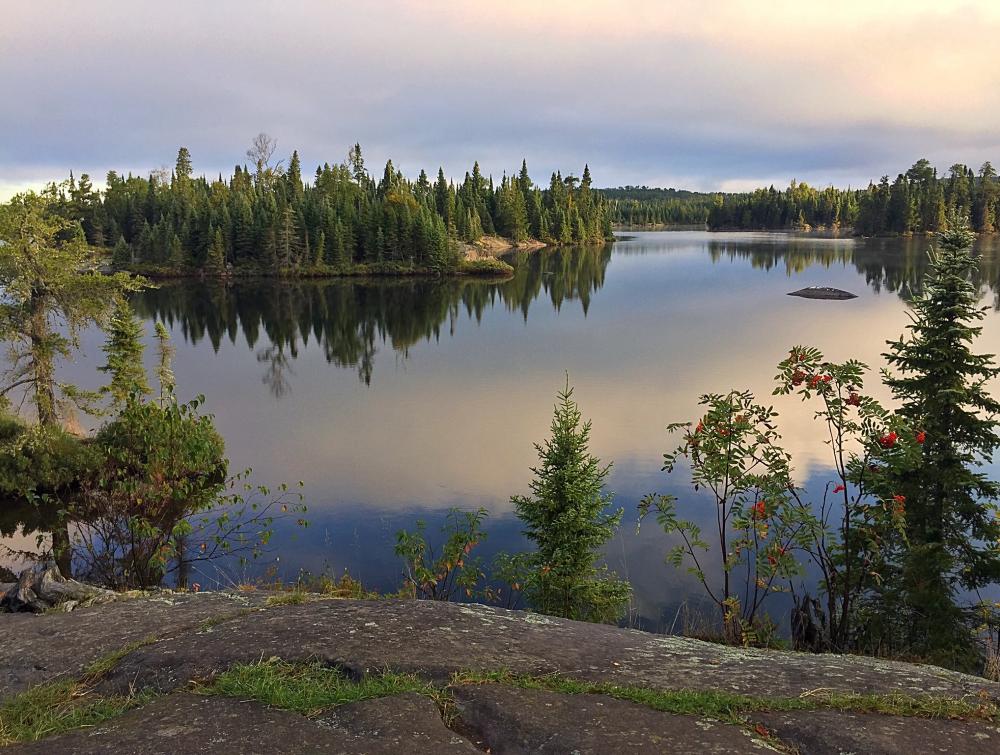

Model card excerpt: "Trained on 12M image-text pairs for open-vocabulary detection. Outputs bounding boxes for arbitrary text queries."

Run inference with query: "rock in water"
[0,562,116,613]
[788,286,857,300]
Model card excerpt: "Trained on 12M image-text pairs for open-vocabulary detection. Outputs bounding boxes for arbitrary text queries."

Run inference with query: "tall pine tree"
[882,217,1000,669]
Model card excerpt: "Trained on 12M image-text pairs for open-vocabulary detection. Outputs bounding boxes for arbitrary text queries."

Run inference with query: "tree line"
[600,159,1000,235]
[600,187,715,227]
[50,136,614,276]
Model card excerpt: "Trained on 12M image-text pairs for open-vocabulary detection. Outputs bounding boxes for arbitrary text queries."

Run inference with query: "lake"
[7,231,1000,630]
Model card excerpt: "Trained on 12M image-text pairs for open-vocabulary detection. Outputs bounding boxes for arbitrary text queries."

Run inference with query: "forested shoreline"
[602,159,1000,236]
[44,151,1000,280]
[51,137,614,278]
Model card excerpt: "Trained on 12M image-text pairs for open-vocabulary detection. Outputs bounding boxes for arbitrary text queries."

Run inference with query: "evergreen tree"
[348,143,366,186]
[174,147,193,184]
[205,228,227,275]
[286,150,304,202]
[168,233,185,268]
[99,297,150,407]
[0,189,143,426]
[974,162,997,232]
[881,218,1000,669]
[511,379,630,623]
[314,229,326,268]
[111,235,131,269]
[276,206,301,269]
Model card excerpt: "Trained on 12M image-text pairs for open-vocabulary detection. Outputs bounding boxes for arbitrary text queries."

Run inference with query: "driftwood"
[0,562,117,613]
[787,286,857,300]
[791,592,831,653]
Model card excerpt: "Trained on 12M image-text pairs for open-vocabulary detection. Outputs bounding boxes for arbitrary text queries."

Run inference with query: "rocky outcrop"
[6,692,481,755]
[2,593,998,753]
[83,599,997,701]
[460,234,546,261]
[754,710,1000,755]
[452,684,770,753]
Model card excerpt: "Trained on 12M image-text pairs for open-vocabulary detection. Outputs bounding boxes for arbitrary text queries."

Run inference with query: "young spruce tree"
[512,378,630,623]
[882,217,1000,668]
[99,297,150,408]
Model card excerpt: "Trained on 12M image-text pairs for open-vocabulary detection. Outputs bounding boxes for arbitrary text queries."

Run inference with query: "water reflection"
[617,233,1000,303]
[5,233,1000,628]
[135,236,1000,395]
[132,245,614,390]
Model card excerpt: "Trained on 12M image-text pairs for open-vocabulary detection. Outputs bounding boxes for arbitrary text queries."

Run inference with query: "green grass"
[6,645,996,748]
[458,258,514,276]
[0,636,161,745]
[206,660,441,716]
[0,680,152,746]
[451,669,1000,723]
[197,608,254,631]
[264,590,310,607]
[81,636,158,681]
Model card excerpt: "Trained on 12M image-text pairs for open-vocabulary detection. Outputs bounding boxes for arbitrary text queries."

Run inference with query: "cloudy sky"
[3,1,999,198]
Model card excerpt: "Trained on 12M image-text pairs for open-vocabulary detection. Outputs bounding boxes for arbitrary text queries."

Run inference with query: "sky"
[3,0,1000,199]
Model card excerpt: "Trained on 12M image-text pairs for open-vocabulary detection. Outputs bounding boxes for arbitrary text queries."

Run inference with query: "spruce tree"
[99,297,150,408]
[286,150,303,202]
[111,235,131,269]
[276,207,301,269]
[205,228,227,275]
[512,379,630,623]
[174,147,193,184]
[882,217,1000,668]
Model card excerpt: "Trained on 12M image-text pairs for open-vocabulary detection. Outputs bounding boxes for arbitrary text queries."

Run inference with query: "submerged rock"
[788,286,858,300]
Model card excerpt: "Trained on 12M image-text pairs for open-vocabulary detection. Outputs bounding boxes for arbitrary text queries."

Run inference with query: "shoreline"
[120,233,619,282]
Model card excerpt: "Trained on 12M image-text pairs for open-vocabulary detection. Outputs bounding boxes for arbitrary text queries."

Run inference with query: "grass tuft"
[264,590,310,607]
[450,669,1000,723]
[82,636,158,681]
[0,681,152,746]
[206,660,440,716]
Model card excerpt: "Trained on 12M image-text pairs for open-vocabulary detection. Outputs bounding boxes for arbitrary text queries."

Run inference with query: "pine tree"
[286,150,303,202]
[314,229,326,268]
[974,162,997,232]
[205,228,227,275]
[174,147,193,184]
[276,206,301,270]
[882,217,1000,669]
[168,233,185,268]
[111,235,131,269]
[348,143,366,186]
[511,379,630,623]
[99,297,150,407]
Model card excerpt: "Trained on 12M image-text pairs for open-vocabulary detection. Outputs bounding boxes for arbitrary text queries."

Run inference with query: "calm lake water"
[9,232,1000,629]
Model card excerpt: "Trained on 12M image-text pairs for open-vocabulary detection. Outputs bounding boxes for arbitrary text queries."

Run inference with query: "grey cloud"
[2,1,998,195]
